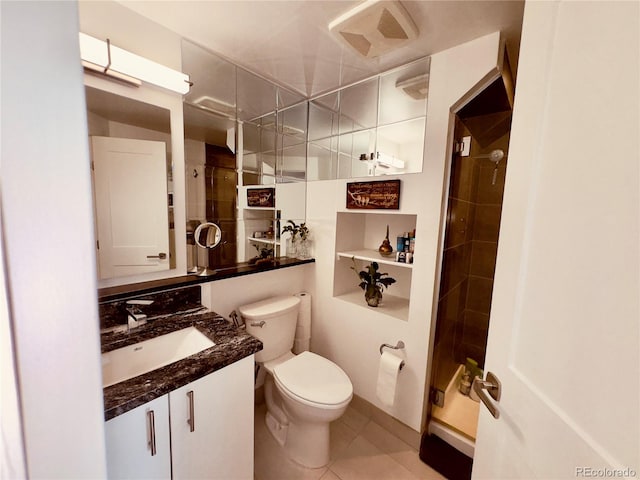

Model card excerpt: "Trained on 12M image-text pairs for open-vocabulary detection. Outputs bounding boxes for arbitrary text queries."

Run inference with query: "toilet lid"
[274,351,353,406]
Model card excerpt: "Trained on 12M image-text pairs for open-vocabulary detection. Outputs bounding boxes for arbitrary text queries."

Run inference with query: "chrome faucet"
[124,299,154,330]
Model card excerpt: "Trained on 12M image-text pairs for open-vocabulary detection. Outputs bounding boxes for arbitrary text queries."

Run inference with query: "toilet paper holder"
[379,341,405,370]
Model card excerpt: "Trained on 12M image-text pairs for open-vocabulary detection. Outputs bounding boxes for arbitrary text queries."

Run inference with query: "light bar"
[79,32,191,95]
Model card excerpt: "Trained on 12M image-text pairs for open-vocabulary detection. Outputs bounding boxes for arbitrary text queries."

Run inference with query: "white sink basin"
[102,326,215,388]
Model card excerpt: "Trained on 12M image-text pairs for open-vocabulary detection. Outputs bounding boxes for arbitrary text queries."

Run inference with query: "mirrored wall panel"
[181,40,308,273]
[308,57,430,180]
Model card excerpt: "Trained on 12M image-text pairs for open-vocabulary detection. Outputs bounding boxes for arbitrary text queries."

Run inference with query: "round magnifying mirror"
[194,222,222,249]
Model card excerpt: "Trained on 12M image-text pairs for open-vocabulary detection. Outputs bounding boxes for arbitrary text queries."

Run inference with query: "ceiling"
[117,0,525,98]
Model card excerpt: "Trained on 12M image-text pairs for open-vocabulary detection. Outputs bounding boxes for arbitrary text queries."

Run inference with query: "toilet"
[239,295,353,468]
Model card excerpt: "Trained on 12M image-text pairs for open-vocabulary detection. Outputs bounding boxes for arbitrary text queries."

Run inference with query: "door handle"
[147,252,167,259]
[187,390,195,432]
[147,410,157,456]
[473,371,502,419]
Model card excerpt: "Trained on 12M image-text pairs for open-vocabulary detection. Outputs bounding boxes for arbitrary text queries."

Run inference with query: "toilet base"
[284,418,330,468]
[265,411,287,447]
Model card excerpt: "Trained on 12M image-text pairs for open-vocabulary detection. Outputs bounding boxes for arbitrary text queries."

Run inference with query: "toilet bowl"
[239,296,353,468]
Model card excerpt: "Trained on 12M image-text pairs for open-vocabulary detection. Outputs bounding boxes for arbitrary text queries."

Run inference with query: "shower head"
[489,149,504,163]
[468,149,505,163]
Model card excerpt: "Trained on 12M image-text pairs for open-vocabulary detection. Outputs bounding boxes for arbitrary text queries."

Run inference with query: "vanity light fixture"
[328,0,418,58]
[79,32,191,95]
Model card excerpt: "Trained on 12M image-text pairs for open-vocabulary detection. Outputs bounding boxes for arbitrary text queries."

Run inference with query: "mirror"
[194,222,222,249]
[308,57,430,180]
[181,40,308,272]
[85,83,179,281]
[79,2,307,291]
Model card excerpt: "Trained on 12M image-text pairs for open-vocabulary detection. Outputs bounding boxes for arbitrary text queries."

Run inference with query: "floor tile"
[329,435,420,480]
[320,470,342,480]
[330,418,358,463]
[339,406,370,434]
[254,402,443,480]
[360,422,445,480]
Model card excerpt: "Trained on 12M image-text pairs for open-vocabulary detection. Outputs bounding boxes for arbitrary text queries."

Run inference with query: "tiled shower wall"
[432,121,509,392]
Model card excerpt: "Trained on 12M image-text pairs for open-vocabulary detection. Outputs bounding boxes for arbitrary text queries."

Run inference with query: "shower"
[420,74,513,479]
[472,149,505,185]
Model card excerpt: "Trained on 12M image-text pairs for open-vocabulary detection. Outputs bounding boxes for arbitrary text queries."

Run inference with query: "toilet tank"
[238,296,300,363]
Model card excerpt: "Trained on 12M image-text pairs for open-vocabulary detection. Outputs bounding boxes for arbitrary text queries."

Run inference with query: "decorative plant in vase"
[351,258,396,307]
[248,244,275,267]
[281,220,310,259]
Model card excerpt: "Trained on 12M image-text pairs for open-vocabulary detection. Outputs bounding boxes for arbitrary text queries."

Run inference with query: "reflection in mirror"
[181,40,308,273]
[194,222,222,249]
[192,222,223,276]
[85,86,176,280]
[237,68,277,122]
[182,40,239,273]
[339,77,379,134]
[307,57,430,180]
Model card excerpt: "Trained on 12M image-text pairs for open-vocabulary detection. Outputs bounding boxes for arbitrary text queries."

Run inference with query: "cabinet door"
[170,355,255,480]
[105,395,171,479]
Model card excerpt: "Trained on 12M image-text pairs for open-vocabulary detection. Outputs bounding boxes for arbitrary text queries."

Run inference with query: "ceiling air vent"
[329,0,418,58]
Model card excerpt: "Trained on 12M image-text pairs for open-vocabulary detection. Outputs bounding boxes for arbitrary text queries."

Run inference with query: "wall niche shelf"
[248,237,280,246]
[333,211,417,322]
[335,290,410,321]
[243,206,275,211]
[336,249,413,269]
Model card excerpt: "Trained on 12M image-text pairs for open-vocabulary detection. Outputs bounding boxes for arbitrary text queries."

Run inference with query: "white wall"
[201,264,313,320]
[0,2,106,477]
[306,32,504,431]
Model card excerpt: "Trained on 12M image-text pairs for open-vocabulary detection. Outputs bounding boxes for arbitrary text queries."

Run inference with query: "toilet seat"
[273,351,353,407]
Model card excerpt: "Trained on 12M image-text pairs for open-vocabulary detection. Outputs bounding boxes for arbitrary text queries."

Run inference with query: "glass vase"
[296,238,310,259]
[287,236,301,258]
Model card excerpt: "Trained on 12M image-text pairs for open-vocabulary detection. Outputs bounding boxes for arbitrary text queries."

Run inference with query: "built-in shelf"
[244,206,275,211]
[333,211,416,322]
[248,237,280,246]
[337,249,413,269]
[335,290,410,321]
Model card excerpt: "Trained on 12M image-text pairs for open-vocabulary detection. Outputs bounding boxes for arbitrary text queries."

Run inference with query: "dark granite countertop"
[101,311,262,421]
[98,257,314,303]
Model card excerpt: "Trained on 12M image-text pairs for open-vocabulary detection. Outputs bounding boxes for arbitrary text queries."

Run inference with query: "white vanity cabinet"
[105,394,172,479]
[105,355,255,479]
[170,355,254,480]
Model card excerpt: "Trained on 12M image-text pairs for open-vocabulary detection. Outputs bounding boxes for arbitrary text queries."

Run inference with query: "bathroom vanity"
[101,310,262,479]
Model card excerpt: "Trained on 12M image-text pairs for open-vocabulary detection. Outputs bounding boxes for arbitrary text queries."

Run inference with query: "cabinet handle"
[187,390,195,432]
[147,410,157,456]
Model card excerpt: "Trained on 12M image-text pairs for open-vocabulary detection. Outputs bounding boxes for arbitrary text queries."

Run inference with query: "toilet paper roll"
[376,351,403,407]
[294,292,311,340]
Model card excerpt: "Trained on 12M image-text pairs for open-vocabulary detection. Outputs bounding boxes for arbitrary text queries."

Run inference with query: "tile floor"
[254,402,446,480]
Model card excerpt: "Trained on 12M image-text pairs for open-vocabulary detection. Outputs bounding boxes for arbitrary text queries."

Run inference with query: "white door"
[105,394,171,479]
[473,2,639,478]
[91,136,170,279]
[169,355,254,480]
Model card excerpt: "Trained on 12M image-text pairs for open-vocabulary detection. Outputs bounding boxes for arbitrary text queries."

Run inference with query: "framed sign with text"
[346,179,400,210]
[247,187,275,208]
